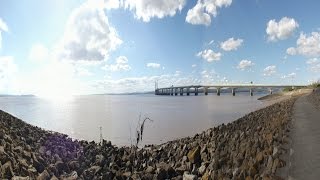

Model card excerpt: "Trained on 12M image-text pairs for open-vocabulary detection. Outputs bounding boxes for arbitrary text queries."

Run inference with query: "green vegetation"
[283,87,295,92]
[308,81,320,88]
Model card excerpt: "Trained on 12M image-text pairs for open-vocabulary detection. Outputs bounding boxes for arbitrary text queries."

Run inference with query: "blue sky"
[0,0,319,97]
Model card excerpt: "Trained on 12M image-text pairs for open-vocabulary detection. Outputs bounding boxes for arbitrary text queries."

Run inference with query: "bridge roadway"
[154,84,307,96]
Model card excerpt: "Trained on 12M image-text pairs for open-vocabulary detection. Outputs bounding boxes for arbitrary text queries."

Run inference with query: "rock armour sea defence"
[0,98,296,179]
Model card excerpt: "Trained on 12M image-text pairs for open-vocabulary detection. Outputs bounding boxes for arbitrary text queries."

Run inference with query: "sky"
[0,0,320,97]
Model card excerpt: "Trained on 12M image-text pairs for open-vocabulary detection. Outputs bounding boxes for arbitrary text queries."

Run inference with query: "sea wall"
[0,98,297,179]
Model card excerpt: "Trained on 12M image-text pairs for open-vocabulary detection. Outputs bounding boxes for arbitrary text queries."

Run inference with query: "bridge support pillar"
[175,88,178,96]
[250,88,253,96]
[180,88,183,96]
[195,88,198,96]
[217,88,221,96]
[204,87,208,95]
[171,88,173,96]
[187,88,190,96]
[232,88,235,96]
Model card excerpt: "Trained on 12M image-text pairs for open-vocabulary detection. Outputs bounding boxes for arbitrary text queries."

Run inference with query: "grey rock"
[183,172,197,180]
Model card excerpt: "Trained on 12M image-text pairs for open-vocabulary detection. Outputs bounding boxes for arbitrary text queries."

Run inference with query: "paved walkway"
[289,95,320,179]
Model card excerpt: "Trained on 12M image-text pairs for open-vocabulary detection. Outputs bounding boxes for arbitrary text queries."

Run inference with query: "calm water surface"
[0,93,269,146]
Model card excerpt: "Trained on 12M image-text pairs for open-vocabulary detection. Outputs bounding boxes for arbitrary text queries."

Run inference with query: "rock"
[176,165,187,175]
[201,171,210,180]
[198,164,206,175]
[50,175,59,180]
[183,172,197,180]
[38,146,46,155]
[23,150,32,161]
[233,168,239,177]
[12,176,31,180]
[68,161,80,171]
[84,165,101,176]
[55,161,66,174]
[122,171,131,177]
[0,129,4,139]
[146,166,155,174]
[13,146,23,153]
[187,146,201,164]
[266,133,273,145]
[47,164,58,176]
[1,161,14,179]
[265,156,273,174]
[272,147,279,157]
[182,156,188,163]
[33,160,45,173]
[156,167,166,179]
[272,158,280,173]
[59,171,78,180]
[95,154,105,165]
[0,146,5,154]
[248,166,257,177]
[18,158,29,168]
[53,154,61,162]
[255,151,263,162]
[27,167,37,174]
[45,150,51,157]
[37,170,50,180]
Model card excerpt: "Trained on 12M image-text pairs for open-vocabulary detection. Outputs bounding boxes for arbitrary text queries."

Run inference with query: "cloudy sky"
[0,0,319,97]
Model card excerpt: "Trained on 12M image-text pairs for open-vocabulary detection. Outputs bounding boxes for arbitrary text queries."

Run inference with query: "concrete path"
[289,95,320,179]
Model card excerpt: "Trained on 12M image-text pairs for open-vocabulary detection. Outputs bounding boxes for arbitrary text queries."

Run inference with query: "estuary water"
[0,93,269,146]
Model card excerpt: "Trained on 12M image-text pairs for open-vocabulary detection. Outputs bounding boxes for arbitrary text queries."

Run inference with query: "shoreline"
[0,93,305,179]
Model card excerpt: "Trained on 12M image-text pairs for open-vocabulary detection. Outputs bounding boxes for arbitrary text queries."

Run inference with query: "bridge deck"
[157,84,306,89]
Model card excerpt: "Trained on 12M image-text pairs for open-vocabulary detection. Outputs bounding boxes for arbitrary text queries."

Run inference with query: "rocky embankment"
[0,98,296,179]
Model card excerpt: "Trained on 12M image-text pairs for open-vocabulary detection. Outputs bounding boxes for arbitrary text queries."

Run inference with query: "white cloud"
[29,43,49,62]
[281,72,296,79]
[191,64,197,68]
[306,58,320,72]
[0,56,18,94]
[94,72,202,93]
[0,18,8,32]
[208,40,214,45]
[266,17,299,41]
[55,1,122,62]
[286,32,320,57]
[174,70,181,76]
[197,49,222,62]
[146,63,161,69]
[75,66,93,76]
[220,37,243,51]
[237,60,254,71]
[186,0,232,26]
[0,18,9,49]
[306,58,319,65]
[286,47,296,55]
[103,56,131,72]
[104,0,121,9]
[263,65,276,76]
[124,0,186,22]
